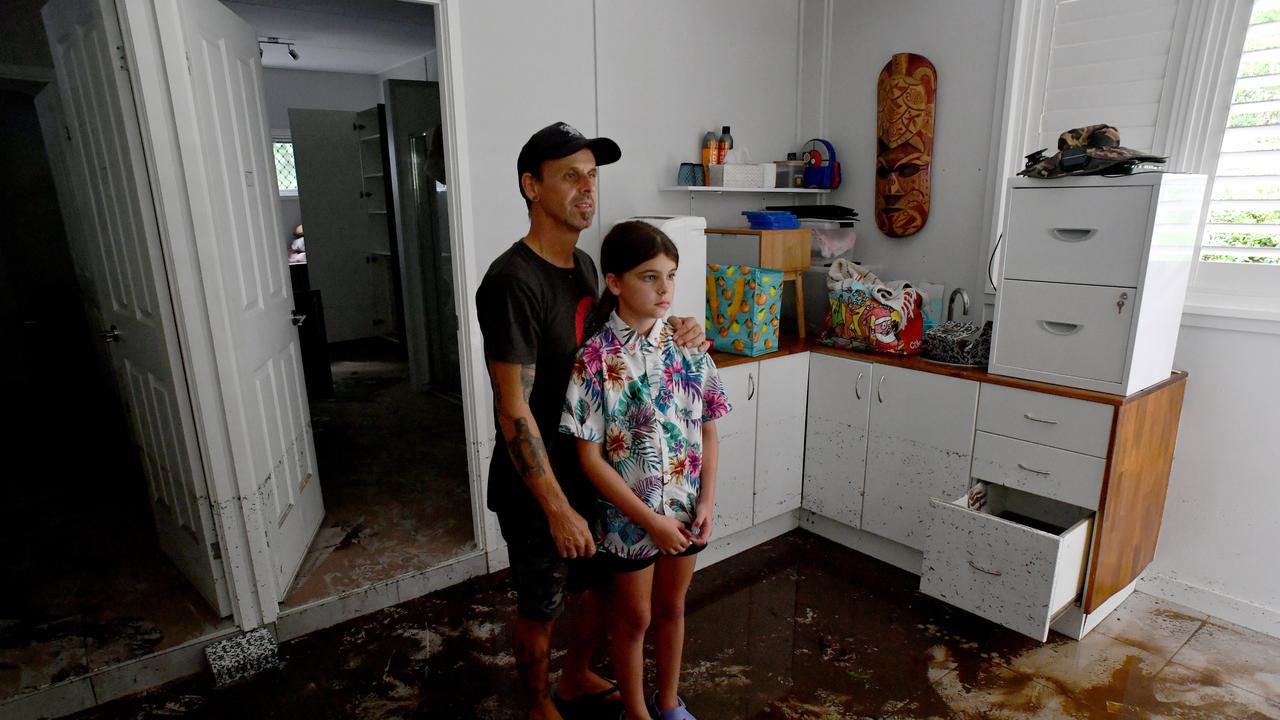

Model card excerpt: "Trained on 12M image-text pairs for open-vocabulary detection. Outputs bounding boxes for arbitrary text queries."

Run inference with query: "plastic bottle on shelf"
[717,125,733,165]
[701,130,718,186]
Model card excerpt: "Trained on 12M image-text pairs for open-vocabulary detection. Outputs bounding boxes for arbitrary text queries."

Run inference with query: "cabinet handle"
[968,560,1003,577]
[876,374,885,404]
[1038,320,1082,336]
[1017,463,1051,476]
[854,371,864,400]
[1023,413,1058,425]
[747,372,755,401]
[1049,227,1097,242]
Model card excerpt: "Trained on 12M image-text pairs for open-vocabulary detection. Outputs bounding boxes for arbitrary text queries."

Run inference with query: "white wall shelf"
[660,185,829,194]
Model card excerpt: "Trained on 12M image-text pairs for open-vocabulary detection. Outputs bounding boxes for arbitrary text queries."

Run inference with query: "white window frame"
[986,0,1278,326]
[271,132,298,198]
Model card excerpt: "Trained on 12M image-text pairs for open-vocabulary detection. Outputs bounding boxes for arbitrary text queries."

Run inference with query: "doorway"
[218,0,477,609]
[0,80,230,703]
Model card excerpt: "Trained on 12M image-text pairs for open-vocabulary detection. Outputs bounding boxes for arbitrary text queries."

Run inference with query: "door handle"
[1049,228,1097,242]
[854,371,864,400]
[876,374,885,404]
[747,372,755,401]
[100,325,121,343]
[290,310,306,327]
[1038,320,1081,336]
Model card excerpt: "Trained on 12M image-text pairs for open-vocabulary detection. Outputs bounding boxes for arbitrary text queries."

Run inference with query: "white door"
[174,0,325,597]
[753,353,808,523]
[290,109,378,344]
[713,363,757,538]
[862,365,978,550]
[802,353,871,528]
[42,0,231,615]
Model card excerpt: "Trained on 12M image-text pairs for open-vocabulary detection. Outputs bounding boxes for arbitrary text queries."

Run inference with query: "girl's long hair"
[596,220,680,320]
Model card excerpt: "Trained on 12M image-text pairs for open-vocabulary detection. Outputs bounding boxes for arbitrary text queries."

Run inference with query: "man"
[475,122,706,720]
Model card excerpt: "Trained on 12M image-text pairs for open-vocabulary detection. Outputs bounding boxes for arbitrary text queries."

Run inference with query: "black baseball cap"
[517,122,621,200]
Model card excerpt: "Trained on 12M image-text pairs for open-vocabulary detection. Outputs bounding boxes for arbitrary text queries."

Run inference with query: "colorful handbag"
[820,281,924,355]
[705,264,783,356]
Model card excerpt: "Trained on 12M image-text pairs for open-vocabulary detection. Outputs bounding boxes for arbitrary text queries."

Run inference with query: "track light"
[257,37,300,62]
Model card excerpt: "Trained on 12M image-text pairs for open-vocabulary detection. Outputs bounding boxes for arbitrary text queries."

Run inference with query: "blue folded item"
[742,210,800,230]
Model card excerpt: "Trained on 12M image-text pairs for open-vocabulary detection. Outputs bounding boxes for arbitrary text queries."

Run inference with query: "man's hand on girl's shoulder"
[669,316,711,353]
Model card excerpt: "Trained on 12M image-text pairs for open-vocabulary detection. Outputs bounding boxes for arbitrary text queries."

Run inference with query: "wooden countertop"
[710,337,1187,406]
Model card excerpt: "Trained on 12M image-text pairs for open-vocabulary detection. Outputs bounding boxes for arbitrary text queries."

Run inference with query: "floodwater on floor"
[64,531,1280,719]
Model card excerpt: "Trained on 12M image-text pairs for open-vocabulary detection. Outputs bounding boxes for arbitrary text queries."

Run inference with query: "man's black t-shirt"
[475,240,600,521]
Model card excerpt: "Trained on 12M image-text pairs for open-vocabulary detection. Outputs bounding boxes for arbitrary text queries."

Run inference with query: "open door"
[41,0,231,616]
[168,0,325,598]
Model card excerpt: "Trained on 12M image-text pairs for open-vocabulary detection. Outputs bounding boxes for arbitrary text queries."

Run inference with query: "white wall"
[594,1,804,254]
[814,0,1006,318]
[1143,320,1280,636]
[261,67,381,132]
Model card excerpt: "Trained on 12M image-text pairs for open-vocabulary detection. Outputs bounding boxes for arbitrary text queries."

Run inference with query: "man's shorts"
[496,509,607,622]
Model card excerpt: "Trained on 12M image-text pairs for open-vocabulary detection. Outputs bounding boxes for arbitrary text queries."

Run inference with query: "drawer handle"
[1050,228,1097,242]
[968,560,1003,577]
[1017,462,1051,476]
[855,371,864,400]
[1039,320,1082,336]
[1023,413,1058,425]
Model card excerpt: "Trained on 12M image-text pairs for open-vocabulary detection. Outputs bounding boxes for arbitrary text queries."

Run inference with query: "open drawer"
[919,482,1093,641]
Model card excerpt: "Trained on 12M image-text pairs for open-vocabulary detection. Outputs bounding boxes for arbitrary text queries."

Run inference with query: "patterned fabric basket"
[705,264,783,356]
[820,283,924,355]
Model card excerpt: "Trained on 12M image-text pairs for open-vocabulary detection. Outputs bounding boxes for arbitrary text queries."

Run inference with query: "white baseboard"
[696,510,801,570]
[1139,571,1280,639]
[798,510,922,575]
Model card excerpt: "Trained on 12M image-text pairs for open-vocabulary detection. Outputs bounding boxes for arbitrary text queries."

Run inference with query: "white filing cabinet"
[989,174,1206,395]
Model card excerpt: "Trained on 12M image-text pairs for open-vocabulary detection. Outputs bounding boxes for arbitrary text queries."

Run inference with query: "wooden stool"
[705,227,811,337]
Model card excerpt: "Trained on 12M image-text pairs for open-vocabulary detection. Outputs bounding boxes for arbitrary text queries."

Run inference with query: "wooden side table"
[705,227,812,337]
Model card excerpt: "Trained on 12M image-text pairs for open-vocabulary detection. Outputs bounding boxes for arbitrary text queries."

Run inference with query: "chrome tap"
[948,287,970,321]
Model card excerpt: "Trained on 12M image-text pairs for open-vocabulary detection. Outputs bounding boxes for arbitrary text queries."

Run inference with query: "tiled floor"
[62,531,1280,719]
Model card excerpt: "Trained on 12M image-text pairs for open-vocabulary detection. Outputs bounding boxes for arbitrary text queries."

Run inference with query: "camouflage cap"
[1018,124,1166,179]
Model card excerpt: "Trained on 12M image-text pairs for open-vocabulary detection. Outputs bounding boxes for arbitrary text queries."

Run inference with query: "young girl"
[559,221,730,720]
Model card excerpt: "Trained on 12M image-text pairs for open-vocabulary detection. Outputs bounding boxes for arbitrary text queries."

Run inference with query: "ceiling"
[223,0,435,75]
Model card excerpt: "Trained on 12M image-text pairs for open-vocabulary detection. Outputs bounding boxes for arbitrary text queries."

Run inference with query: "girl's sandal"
[646,691,697,720]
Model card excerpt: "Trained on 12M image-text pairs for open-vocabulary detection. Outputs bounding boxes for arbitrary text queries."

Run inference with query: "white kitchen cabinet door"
[753,353,810,523]
[711,362,757,538]
[862,365,978,550]
[802,353,871,528]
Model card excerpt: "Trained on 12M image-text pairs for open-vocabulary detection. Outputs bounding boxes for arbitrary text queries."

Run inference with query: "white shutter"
[1034,0,1182,153]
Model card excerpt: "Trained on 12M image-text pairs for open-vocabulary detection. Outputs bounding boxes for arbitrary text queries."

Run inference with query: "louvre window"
[1203,1,1280,265]
[273,140,298,196]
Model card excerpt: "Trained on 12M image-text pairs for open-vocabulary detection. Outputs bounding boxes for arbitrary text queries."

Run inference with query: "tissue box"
[706,264,783,356]
[709,163,776,188]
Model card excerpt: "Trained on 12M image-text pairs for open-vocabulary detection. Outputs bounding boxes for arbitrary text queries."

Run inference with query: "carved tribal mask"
[875,53,937,238]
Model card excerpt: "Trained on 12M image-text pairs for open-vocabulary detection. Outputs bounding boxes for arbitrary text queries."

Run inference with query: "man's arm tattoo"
[510,417,548,479]
[519,364,535,402]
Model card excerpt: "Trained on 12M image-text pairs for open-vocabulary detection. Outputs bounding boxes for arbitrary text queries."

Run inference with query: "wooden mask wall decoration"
[875,53,937,238]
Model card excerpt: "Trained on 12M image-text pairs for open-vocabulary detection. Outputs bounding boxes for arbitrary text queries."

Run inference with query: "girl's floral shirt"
[560,311,731,560]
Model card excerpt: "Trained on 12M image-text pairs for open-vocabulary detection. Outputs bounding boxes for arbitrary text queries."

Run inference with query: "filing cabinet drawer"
[992,280,1135,387]
[971,431,1106,510]
[1005,186,1152,287]
[977,384,1113,457]
[920,483,1093,642]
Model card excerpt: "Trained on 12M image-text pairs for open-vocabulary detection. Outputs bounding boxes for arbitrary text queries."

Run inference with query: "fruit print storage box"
[705,264,783,356]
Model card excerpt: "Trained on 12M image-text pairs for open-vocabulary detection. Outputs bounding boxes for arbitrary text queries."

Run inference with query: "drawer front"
[920,497,1092,642]
[971,432,1105,510]
[1005,186,1151,286]
[993,280,1135,386]
[977,383,1113,457]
